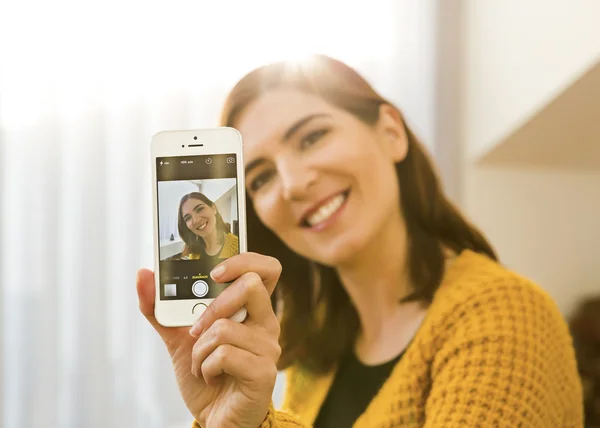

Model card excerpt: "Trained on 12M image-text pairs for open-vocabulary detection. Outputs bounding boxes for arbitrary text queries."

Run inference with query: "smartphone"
[151,127,247,327]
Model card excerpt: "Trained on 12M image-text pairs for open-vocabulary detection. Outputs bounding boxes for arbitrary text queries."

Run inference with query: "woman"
[177,192,239,260]
[137,55,583,427]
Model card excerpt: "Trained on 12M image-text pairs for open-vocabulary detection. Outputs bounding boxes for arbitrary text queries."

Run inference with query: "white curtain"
[0,1,438,427]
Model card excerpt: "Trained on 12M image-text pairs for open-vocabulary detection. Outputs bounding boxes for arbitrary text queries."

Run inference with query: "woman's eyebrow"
[282,113,330,141]
[245,113,331,176]
[183,203,203,218]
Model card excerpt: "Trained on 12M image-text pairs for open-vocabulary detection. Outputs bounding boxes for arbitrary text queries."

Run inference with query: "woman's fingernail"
[211,264,226,280]
[189,321,202,337]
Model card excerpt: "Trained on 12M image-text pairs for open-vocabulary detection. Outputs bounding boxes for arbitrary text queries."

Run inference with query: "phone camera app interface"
[156,154,239,300]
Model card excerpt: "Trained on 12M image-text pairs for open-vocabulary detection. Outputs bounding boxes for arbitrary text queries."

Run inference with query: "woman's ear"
[377,104,409,163]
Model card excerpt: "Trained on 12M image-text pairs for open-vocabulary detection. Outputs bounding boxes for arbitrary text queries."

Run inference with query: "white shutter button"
[192,280,209,298]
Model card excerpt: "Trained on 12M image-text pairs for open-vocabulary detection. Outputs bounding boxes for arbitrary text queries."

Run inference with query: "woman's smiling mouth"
[196,221,208,231]
[301,189,350,230]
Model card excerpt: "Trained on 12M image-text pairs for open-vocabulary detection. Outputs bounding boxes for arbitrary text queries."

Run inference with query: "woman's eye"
[249,170,275,192]
[300,129,329,150]
[195,206,204,213]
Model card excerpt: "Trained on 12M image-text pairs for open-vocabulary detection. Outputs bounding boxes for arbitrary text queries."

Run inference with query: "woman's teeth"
[196,222,207,231]
[307,193,346,226]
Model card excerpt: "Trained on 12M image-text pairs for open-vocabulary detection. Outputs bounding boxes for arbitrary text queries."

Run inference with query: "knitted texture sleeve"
[261,403,309,428]
[191,402,308,428]
[424,274,583,427]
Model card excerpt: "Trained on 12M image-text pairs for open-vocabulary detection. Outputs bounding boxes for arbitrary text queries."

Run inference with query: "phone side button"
[192,302,208,316]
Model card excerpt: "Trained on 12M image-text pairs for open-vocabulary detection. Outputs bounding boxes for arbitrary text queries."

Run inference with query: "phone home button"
[192,302,207,315]
[192,280,209,298]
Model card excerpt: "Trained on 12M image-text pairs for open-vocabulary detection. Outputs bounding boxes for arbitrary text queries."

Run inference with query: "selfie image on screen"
[156,154,239,300]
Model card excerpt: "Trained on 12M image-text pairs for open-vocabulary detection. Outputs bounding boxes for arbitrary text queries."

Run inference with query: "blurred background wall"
[0,1,598,427]
[459,1,600,317]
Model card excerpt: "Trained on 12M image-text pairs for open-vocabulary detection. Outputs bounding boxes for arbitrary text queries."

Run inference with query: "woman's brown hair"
[220,55,497,374]
[177,192,231,257]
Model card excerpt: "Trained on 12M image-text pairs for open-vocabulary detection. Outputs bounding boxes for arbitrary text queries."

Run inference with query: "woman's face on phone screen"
[181,198,218,240]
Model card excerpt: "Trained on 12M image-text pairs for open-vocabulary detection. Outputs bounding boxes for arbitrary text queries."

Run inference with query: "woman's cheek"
[255,193,283,233]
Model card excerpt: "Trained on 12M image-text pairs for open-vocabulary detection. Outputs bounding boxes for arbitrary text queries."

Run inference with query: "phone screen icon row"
[164,280,209,298]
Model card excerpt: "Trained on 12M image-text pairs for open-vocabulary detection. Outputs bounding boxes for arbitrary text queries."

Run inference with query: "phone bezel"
[151,127,247,327]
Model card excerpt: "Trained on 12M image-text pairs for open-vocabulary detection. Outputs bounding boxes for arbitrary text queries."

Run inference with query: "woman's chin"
[205,225,217,237]
[311,238,367,268]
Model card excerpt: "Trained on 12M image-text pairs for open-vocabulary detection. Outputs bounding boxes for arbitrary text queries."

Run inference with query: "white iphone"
[151,127,247,327]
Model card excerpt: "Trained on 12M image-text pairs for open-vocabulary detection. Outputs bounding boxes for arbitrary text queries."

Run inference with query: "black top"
[313,350,404,428]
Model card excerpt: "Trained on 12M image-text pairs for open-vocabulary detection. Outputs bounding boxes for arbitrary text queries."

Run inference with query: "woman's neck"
[203,231,222,256]
[335,211,425,364]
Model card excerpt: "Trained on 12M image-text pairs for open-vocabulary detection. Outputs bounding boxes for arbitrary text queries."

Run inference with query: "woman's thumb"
[136,269,190,351]
[136,269,157,317]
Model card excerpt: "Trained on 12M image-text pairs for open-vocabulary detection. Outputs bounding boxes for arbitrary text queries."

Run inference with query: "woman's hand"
[136,252,282,428]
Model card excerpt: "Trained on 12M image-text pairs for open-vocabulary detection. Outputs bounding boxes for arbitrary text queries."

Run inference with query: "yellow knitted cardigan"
[194,250,584,427]
[184,233,239,259]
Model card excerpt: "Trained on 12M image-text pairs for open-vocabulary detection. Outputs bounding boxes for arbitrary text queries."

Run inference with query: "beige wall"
[462,0,600,159]
[457,1,600,318]
[462,165,600,316]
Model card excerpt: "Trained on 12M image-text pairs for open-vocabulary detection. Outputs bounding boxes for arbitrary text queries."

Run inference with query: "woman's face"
[181,198,218,239]
[237,89,408,266]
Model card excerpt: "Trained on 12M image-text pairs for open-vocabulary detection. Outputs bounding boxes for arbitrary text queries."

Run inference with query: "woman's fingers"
[136,269,194,355]
[210,252,282,295]
[190,271,279,337]
[137,269,156,318]
[200,344,277,387]
[191,318,281,379]
[137,269,174,339]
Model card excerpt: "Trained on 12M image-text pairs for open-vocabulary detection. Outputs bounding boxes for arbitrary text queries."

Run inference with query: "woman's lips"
[196,221,208,231]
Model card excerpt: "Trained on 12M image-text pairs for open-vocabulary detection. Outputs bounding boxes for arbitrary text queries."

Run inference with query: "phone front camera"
[181,145,184,148]
[193,136,198,140]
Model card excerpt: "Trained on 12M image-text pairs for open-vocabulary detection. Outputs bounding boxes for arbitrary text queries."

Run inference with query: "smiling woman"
[176,192,239,260]
[226,55,583,426]
[137,55,583,428]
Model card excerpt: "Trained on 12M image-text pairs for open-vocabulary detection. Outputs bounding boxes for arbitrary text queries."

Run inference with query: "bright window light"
[0,0,398,130]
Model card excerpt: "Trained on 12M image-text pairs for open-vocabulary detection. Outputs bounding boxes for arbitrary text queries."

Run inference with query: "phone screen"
[156,153,240,300]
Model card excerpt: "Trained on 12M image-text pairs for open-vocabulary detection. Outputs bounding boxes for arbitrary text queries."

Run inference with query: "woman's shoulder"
[426,249,571,347]
[220,233,239,258]
[224,232,239,250]
[225,232,239,245]
[419,250,582,424]
[432,250,558,312]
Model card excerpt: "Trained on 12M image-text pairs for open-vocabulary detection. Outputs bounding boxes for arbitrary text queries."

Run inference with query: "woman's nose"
[278,160,318,201]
